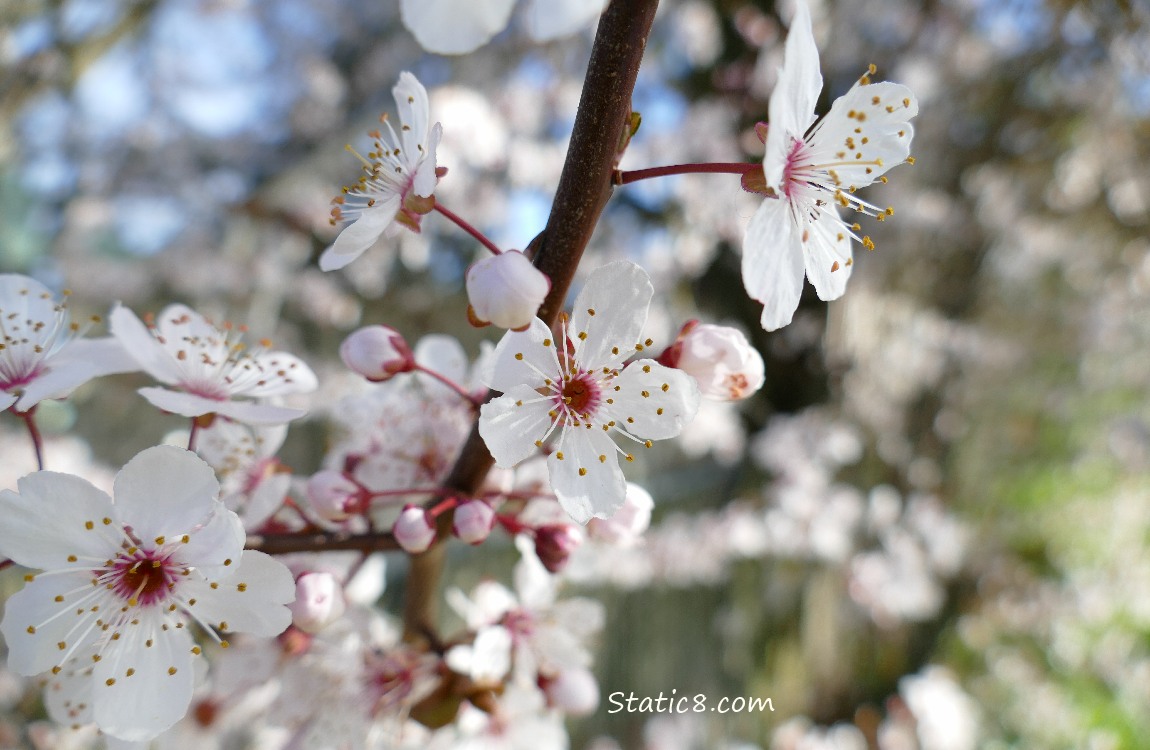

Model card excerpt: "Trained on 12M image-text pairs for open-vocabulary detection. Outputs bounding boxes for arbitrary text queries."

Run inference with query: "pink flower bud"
[288,572,347,634]
[465,250,550,330]
[673,322,764,401]
[534,524,583,573]
[544,667,600,716]
[306,470,362,521]
[587,483,653,546]
[453,500,496,545]
[339,325,415,382]
[394,504,436,554]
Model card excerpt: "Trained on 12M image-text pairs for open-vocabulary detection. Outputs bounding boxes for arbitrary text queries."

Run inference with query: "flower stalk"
[613,162,757,185]
[433,202,503,256]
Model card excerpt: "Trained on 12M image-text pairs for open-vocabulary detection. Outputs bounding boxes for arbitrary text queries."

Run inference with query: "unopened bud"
[544,667,600,716]
[306,470,362,521]
[453,500,496,545]
[534,524,583,573]
[587,483,653,546]
[671,322,764,401]
[288,572,347,634]
[394,504,436,554]
[340,325,415,382]
[465,250,550,330]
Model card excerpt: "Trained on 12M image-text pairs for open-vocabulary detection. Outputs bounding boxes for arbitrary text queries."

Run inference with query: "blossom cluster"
[0,0,932,746]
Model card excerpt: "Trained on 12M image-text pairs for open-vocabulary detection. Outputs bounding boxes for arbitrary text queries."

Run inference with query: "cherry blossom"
[194,419,291,530]
[0,274,136,414]
[110,303,317,426]
[400,0,609,55]
[323,334,482,511]
[321,72,442,272]
[660,321,765,401]
[393,505,436,553]
[0,445,295,741]
[339,325,415,382]
[466,250,551,331]
[742,0,918,331]
[478,261,700,523]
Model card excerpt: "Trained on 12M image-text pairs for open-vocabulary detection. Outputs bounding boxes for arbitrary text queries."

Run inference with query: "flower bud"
[306,470,362,521]
[339,325,415,382]
[544,667,600,716]
[587,483,654,546]
[667,321,764,401]
[394,504,436,554]
[465,250,550,330]
[533,524,583,574]
[288,571,347,634]
[453,500,496,545]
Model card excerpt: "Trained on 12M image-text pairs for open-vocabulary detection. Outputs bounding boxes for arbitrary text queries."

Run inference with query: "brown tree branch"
[400,0,662,644]
[248,530,400,555]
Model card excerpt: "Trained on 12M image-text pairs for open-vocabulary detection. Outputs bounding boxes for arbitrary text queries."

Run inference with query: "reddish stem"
[428,497,461,517]
[433,202,503,256]
[187,418,200,452]
[17,408,44,471]
[413,365,482,408]
[614,162,755,185]
[495,513,530,535]
[365,486,455,501]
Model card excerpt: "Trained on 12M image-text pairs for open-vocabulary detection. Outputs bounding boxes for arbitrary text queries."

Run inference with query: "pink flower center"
[110,549,180,607]
[178,379,230,401]
[782,136,812,198]
[556,370,601,419]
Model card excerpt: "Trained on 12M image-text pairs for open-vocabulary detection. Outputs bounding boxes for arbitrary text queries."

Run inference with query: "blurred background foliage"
[2,0,1150,748]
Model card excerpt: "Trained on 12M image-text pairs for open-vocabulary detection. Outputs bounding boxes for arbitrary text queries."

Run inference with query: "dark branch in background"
[401,0,663,644]
[250,530,400,555]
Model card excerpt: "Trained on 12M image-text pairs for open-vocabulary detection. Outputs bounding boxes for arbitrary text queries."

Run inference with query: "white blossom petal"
[240,352,318,397]
[764,0,822,185]
[179,551,295,637]
[109,306,183,385]
[568,261,653,368]
[548,426,626,523]
[43,658,95,728]
[0,573,99,675]
[395,72,431,167]
[136,387,225,418]
[212,399,307,425]
[479,385,556,467]
[742,198,806,331]
[234,472,290,531]
[319,197,402,272]
[413,122,443,197]
[91,619,195,742]
[15,337,138,410]
[605,359,700,440]
[523,0,607,41]
[0,473,117,570]
[175,502,245,579]
[400,0,516,54]
[803,212,854,301]
[486,317,559,393]
[810,81,918,189]
[112,446,219,543]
